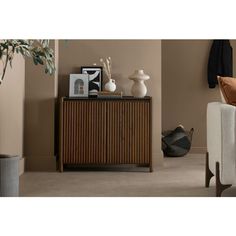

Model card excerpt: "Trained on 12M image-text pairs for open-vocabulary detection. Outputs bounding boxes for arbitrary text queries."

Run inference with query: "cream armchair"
[206,102,236,196]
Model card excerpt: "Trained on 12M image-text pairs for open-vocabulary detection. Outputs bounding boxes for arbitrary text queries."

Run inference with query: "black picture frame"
[81,66,103,97]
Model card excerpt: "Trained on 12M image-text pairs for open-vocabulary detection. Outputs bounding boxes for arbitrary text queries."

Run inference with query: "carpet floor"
[19,154,236,197]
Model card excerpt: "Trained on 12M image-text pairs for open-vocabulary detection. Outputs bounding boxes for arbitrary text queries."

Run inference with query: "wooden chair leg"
[205,152,214,187]
[215,162,232,197]
[149,165,153,172]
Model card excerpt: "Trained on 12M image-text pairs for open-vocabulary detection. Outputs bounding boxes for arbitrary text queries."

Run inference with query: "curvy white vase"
[129,69,150,98]
[104,79,116,92]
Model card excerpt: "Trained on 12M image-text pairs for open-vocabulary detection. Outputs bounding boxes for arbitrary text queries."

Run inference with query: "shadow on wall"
[161,40,223,153]
[111,73,129,94]
[24,98,55,171]
[58,74,70,97]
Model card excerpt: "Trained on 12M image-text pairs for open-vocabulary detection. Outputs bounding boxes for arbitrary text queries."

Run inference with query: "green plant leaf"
[36,57,44,65]
[33,57,38,65]
[9,59,13,68]
[0,39,56,83]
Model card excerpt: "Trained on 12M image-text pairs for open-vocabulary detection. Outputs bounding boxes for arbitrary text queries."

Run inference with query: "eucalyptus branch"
[0,39,55,85]
[0,47,9,84]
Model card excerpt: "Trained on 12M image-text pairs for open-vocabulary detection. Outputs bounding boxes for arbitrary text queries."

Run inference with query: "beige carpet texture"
[19,154,236,197]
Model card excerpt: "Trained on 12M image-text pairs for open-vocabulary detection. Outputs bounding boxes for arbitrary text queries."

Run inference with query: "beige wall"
[24,41,58,171]
[0,40,162,172]
[162,40,236,153]
[59,40,163,165]
[0,54,25,158]
[10,39,236,171]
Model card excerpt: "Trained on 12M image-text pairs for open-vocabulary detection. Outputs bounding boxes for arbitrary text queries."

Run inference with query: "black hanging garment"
[207,40,233,88]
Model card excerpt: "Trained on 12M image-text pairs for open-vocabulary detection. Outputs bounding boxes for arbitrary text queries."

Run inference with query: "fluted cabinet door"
[60,100,107,166]
[106,100,150,165]
[59,98,152,172]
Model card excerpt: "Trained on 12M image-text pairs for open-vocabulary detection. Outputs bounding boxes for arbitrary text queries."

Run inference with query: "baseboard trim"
[25,155,57,171]
[19,157,25,176]
[189,147,207,154]
[152,151,164,170]
[25,151,163,172]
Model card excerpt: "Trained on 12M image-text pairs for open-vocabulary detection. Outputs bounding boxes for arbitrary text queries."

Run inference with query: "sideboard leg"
[149,165,153,172]
[205,152,214,187]
[59,163,63,172]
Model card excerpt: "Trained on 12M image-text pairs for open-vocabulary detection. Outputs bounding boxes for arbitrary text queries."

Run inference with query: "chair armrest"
[207,102,236,184]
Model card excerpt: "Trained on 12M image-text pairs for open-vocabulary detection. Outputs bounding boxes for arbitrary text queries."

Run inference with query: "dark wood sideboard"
[59,96,152,172]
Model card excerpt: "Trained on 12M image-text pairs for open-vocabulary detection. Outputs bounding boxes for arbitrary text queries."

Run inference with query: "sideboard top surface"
[62,96,151,101]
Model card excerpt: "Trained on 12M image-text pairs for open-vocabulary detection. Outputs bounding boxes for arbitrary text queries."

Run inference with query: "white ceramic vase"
[105,79,116,92]
[129,70,150,98]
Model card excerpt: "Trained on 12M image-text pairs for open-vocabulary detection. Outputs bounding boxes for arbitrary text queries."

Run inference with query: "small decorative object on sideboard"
[129,69,150,98]
[69,74,89,97]
[81,66,103,97]
[105,79,116,92]
[100,57,117,92]
[97,91,123,99]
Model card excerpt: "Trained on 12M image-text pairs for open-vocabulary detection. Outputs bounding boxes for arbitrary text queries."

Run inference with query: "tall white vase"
[129,70,150,98]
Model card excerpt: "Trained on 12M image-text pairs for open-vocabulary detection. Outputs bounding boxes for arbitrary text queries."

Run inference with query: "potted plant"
[0,39,55,83]
[0,40,55,196]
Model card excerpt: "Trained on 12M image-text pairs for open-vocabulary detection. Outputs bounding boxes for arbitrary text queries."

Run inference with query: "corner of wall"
[19,157,25,176]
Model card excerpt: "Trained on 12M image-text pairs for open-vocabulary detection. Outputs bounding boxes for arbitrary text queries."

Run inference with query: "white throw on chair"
[206,102,236,196]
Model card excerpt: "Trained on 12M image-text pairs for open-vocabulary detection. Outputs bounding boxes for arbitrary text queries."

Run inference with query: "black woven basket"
[162,126,194,157]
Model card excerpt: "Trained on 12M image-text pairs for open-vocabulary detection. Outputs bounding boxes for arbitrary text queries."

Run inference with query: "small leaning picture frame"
[81,66,103,96]
[69,74,89,97]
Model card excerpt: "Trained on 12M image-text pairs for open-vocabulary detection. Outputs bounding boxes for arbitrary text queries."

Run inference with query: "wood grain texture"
[59,97,64,172]
[106,100,150,165]
[59,98,151,171]
[61,100,106,165]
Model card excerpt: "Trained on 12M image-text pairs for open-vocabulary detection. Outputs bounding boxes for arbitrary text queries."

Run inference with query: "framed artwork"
[81,67,103,96]
[69,74,89,97]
